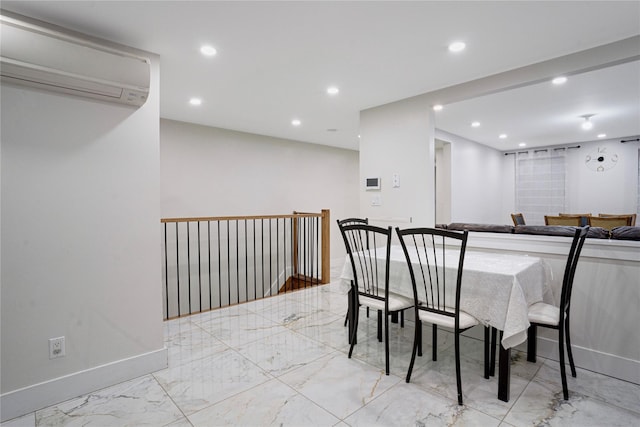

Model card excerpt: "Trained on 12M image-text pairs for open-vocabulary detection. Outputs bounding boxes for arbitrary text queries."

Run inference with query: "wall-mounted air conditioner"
[0,10,150,107]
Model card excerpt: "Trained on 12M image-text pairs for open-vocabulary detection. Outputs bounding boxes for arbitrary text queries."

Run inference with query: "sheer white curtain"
[515,149,567,225]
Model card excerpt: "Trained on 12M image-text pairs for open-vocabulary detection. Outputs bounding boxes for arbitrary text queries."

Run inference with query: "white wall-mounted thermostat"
[365,177,381,190]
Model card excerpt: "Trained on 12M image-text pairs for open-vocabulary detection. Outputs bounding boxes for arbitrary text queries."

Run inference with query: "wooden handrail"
[161,212,322,223]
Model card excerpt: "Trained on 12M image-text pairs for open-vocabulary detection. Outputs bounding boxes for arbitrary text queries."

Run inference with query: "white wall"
[499,137,640,224]
[160,119,359,264]
[435,141,452,224]
[436,130,506,224]
[0,55,165,420]
[359,97,435,228]
[565,138,639,216]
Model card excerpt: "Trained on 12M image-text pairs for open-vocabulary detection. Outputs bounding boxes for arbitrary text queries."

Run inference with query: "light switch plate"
[392,173,400,188]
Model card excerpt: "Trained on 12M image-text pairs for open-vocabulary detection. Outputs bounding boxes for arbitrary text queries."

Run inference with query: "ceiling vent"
[0,11,150,107]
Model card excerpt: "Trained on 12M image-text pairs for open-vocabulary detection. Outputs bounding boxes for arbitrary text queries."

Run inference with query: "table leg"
[498,343,511,402]
[527,325,537,363]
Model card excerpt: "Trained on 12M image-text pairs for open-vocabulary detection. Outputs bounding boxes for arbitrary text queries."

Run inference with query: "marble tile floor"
[4,278,640,426]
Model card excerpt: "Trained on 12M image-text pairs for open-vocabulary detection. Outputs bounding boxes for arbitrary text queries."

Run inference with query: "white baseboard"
[0,347,168,423]
[533,336,640,385]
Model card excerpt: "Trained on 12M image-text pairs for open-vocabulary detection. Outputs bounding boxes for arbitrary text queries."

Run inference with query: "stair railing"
[160,209,330,320]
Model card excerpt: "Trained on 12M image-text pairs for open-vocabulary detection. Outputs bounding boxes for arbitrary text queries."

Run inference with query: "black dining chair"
[396,227,487,405]
[340,223,413,375]
[526,225,589,400]
[337,218,369,328]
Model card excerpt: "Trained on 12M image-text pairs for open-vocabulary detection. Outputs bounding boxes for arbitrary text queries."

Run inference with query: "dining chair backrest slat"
[511,213,526,226]
[337,217,369,227]
[589,216,631,230]
[396,227,468,321]
[545,215,582,226]
[598,213,636,226]
[560,226,589,316]
[339,224,391,303]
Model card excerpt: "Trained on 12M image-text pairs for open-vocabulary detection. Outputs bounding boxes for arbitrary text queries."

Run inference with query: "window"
[516,150,567,225]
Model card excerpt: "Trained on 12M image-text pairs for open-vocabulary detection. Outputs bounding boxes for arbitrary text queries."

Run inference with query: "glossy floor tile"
[3,276,639,426]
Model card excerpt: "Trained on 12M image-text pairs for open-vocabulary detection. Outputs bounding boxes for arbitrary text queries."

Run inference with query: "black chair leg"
[384,310,390,375]
[406,319,420,382]
[345,288,353,327]
[347,290,357,345]
[348,306,360,359]
[484,326,490,379]
[527,325,537,363]
[345,301,367,328]
[390,311,399,324]
[432,324,438,361]
[400,310,404,328]
[377,310,383,342]
[455,330,463,405]
[417,320,423,357]
[565,317,577,378]
[490,327,497,377]
[558,324,569,400]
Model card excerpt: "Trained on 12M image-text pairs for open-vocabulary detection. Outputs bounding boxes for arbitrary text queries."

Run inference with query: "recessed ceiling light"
[448,41,466,52]
[581,114,594,130]
[471,121,480,128]
[519,142,527,147]
[189,98,202,106]
[552,76,567,85]
[499,133,508,139]
[291,119,301,126]
[597,133,607,138]
[327,86,339,95]
[433,104,443,111]
[200,45,217,56]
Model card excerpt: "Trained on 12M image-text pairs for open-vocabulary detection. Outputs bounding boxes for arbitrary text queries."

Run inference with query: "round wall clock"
[585,147,618,172]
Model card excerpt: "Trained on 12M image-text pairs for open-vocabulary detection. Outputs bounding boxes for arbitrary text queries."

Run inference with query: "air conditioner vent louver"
[0,11,150,107]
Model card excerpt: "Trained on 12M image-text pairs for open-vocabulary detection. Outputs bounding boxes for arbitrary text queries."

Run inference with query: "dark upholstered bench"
[446,223,514,233]
[611,226,640,241]
[437,223,640,240]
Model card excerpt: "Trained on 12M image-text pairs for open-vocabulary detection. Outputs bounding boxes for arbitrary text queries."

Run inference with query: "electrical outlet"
[49,336,65,359]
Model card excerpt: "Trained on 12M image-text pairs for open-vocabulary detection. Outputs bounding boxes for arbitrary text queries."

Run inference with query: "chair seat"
[418,307,479,330]
[528,302,559,326]
[359,291,413,312]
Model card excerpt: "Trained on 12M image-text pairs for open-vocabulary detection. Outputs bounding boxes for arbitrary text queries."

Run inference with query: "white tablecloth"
[340,245,552,349]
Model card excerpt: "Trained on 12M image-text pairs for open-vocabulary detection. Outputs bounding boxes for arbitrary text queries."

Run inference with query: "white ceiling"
[2,1,640,151]
[436,60,640,150]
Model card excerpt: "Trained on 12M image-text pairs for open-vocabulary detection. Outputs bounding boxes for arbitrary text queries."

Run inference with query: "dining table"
[340,244,552,402]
